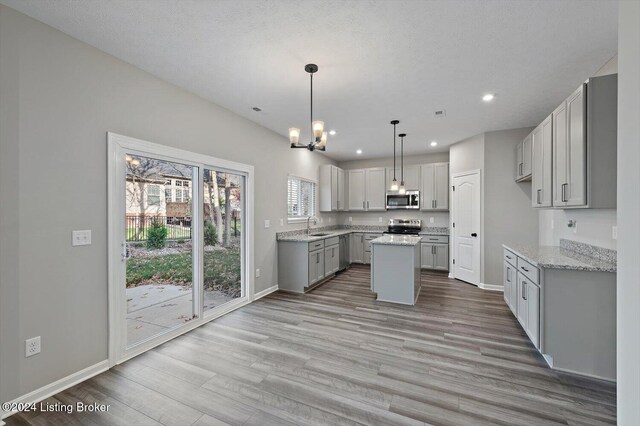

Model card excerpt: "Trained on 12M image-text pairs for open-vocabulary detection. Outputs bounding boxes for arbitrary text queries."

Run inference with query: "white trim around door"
[107,132,255,367]
[451,169,482,286]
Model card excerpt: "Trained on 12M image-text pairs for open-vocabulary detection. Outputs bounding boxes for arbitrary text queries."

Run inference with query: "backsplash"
[276,224,448,239]
[560,238,617,264]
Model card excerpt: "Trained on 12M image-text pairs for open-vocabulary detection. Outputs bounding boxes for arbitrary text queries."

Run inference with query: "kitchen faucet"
[307,215,318,235]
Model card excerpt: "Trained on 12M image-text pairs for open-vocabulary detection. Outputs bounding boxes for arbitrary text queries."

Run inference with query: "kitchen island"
[370,235,422,305]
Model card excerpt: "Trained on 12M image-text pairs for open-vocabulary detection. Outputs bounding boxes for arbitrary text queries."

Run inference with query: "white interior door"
[452,171,481,285]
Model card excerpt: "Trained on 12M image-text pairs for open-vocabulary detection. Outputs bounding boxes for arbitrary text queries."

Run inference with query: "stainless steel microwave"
[386,190,420,210]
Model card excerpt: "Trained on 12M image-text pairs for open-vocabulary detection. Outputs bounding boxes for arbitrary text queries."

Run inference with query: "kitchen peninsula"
[370,234,422,305]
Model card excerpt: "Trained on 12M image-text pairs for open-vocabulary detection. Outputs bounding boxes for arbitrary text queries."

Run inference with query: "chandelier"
[289,64,327,151]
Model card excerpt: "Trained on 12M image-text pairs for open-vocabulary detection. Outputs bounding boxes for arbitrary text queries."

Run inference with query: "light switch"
[612,226,618,240]
[255,268,260,278]
[348,217,353,222]
[280,218,284,226]
[72,230,91,246]
[378,217,382,223]
[264,220,270,229]
[429,217,434,224]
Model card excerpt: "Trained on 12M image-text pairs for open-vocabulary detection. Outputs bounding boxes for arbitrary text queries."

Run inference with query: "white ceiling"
[2,0,618,161]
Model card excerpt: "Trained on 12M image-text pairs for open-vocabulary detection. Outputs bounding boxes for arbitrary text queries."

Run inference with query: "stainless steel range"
[384,219,422,235]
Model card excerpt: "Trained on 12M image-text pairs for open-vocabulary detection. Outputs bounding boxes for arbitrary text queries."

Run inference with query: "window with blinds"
[287,176,316,220]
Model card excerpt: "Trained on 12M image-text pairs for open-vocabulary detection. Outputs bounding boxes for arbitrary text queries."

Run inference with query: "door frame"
[107,132,255,366]
[450,169,482,286]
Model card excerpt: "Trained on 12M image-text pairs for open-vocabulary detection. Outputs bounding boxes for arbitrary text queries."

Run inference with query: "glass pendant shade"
[390,179,399,191]
[398,182,406,194]
[319,131,328,147]
[288,127,300,145]
[312,120,325,140]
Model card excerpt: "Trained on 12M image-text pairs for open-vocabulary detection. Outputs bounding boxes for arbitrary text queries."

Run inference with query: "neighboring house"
[126,173,192,217]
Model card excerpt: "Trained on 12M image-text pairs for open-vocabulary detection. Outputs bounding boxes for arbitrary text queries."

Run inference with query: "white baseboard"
[253,285,278,300]
[1,360,109,423]
[479,282,504,292]
[448,273,454,279]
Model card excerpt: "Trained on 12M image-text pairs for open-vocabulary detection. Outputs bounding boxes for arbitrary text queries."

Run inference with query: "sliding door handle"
[537,189,541,204]
[522,281,527,300]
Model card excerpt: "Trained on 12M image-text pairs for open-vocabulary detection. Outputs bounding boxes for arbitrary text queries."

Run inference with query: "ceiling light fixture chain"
[390,120,400,191]
[289,63,327,152]
[398,133,407,194]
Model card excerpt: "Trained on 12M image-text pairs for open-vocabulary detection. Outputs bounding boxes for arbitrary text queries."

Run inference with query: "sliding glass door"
[108,133,251,363]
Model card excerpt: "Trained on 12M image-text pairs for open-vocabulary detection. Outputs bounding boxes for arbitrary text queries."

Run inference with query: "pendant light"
[289,64,327,152]
[398,133,407,194]
[390,120,400,191]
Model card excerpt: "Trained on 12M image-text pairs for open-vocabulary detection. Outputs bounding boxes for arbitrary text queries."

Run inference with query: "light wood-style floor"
[7,265,616,425]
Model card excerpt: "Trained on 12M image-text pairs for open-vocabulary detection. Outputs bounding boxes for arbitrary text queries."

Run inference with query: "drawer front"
[364,233,381,240]
[421,235,448,244]
[309,240,325,251]
[517,257,538,285]
[503,248,517,267]
[325,236,339,247]
[365,239,372,252]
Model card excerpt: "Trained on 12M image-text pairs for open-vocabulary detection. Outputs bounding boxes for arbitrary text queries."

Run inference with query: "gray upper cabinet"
[347,169,366,211]
[348,168,386,211]
[365,168,386,211]
[319,165,346,212]
[386,165,420,191]
[420,162,449,211]
[531,74,617,210]
[532,114,553,208]
[337,167,346,211]
[516,133,532,181]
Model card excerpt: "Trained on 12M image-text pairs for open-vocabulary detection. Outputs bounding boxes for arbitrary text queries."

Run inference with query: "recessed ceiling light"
[482,93,495,102]
[251,106,262,112]
[356,149,363,155]
[430,141,438,147]
[329,130,336,136]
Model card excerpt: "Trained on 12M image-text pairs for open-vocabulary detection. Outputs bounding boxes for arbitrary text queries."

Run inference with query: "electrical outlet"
[429,217,434,224]
[551,219,554,229]
[72,230,91,246]
[255,268,261,278]
[348,217,352,222]
[25,336,41,357]
[378,217,382,223]
[612,226,618,240]
[279,218,284,226]
[264,220,270,229]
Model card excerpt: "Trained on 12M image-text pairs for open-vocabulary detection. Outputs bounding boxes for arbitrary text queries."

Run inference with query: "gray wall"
[0,5,337,404]
[337,152,450,227]
[617,1,640,422]
[484,128,538,286]
[537,55,618,251]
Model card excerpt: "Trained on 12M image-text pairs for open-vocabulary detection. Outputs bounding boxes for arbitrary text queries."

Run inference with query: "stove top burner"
[386,219,422,235]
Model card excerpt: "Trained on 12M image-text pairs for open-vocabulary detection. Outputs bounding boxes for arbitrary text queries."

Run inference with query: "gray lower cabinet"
[324,244,339,275]
[308,249,325,286]
[420,235,449,271]
[278,237,339,293]
[504,248,541,351]
[363,233,378,265]
[350,233,364,263]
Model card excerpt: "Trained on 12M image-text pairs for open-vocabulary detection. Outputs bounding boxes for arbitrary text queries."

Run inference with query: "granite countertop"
[277,225,449,242]
[277,229,356,242]
[370,235,422,246]
[503,243,617,273]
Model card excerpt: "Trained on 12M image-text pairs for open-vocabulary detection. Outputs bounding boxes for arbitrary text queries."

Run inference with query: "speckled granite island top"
[277,225,448,242]
[503,243,617,273]
[371,235,422,246]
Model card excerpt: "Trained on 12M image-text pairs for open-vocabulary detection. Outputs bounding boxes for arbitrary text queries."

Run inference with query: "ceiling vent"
[434,109,446,118]
[252,106,262,112]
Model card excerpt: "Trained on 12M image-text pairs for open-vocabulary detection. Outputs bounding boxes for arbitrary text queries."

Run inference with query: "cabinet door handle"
[537,189,541,204]
[507,267,511,283]
[522,281,527,300]
[561,183,568,202]
[506,255,512,260]
[363,201,365,209]
[434,199,437,209]
[521,266,529,272]
[367,201,369,209]
[317,253,320,264]
[432,245,435,254]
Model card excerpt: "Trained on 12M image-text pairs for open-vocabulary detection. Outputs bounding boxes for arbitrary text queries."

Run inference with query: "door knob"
[471,233,478,237]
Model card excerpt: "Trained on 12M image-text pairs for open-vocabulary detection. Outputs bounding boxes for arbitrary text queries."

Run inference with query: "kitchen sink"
[310,233,331,236]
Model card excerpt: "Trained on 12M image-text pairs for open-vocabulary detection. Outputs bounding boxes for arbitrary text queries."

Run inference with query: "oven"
[386,190,420,210]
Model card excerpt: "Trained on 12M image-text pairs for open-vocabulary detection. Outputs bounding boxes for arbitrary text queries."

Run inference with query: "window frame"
[287,175,317,224]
